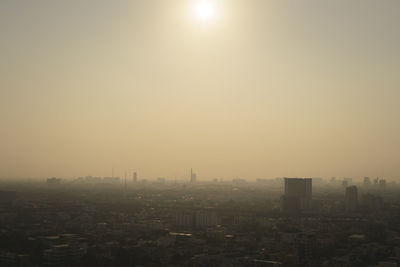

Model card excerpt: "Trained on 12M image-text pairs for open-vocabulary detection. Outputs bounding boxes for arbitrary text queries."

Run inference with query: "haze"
[1,0,399,180]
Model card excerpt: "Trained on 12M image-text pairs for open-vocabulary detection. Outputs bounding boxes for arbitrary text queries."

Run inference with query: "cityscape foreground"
[0,176,399,266]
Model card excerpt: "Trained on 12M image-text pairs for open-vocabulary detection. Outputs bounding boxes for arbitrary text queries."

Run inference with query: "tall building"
[133,172,137,183]
[281,178,312,213]
[364,177,371,187]
[190,168,197,184]
[345,186,358,211]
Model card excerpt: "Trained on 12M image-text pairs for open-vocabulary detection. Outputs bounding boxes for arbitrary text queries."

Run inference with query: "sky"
[0,0,399,180]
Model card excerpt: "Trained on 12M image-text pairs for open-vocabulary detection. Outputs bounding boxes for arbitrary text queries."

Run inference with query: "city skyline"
[0,1,399,266]
[2,170,397,183]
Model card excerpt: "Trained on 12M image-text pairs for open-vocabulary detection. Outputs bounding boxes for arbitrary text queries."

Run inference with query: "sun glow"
[194,1,216,21]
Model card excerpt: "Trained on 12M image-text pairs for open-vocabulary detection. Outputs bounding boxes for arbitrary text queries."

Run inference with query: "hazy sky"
[1,0,399,180]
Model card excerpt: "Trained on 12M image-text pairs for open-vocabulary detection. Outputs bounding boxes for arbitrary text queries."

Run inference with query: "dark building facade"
[281,178,312,213]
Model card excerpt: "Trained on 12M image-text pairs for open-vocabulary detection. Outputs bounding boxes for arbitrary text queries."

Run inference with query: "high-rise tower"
[281,178,312,213]
[190,168,197,184]
[363,177,371,187]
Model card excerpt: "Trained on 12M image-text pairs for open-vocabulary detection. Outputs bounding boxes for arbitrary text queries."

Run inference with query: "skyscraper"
[364,177,371,187]
[133,172,137,183]
[190,168,197,184]
[281,178,312,213]
[345,186,358,211]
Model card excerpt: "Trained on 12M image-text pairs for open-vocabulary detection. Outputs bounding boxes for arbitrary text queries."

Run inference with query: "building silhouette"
[175,210,219,228]
[281,178,312,213]
[190,168,197,184]
[364,177,371,187]
[47,177,62,185]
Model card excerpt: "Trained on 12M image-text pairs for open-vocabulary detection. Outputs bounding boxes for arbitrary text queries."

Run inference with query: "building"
[281,178,312,213]
[195,211,219,228]
[232,178,246,184]
[363,193,383,210]
[296,233,316,267]
[47,178,62,185]
[175,213,194,228]
[281,195,301,213]
[190,168,197,184]
[363,177,371,186]
[345,186,358,211]
[133,172,137,183]
[175,210,219,228]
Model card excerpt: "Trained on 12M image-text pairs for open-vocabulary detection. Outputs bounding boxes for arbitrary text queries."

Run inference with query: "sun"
[194,1,215,21]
